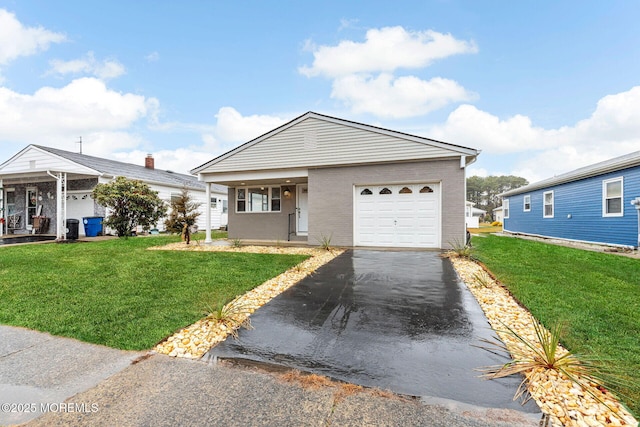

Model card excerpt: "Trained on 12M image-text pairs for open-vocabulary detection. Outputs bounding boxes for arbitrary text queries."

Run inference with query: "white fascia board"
[199,168,308,184]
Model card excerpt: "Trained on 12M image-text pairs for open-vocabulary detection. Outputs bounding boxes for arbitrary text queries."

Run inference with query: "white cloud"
[429,104,544,154]
[48,51,125,80]
[331,73,476,119]
[299,26,477,119]
[299,26,477,78]
[0,9,66,66]
[467,167,489,178]
[214,107,288,143]
[145,51,159,62]
[112,148,212,175]
[0,77,153,144]
[430,86,640,182]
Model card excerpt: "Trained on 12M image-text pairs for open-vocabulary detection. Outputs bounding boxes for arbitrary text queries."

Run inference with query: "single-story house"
[500,150,640,248]
[0,145,228,239]
[192,111,479,249]
[493,206,504,223]
[465,201,486,228]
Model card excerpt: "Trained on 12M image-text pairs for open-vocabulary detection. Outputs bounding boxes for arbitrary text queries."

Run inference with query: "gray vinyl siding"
[308,159,466,248]
[204,118,460,173]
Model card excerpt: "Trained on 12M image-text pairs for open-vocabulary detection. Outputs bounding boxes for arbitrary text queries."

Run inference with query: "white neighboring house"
[465,201,485,228]
[0,145,227,238]
[493,206,504,223]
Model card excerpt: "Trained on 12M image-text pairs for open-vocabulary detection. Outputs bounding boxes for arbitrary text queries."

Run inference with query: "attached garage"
[192,111,478,249]
[355,183,440,248]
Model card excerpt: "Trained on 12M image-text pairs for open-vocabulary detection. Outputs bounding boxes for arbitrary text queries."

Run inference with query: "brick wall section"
[308,159,466,248]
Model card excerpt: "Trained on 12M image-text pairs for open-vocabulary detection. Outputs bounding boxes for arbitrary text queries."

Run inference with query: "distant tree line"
[466,175,528,221]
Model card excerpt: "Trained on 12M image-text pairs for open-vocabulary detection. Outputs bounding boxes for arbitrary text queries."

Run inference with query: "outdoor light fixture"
[283,187,292,198]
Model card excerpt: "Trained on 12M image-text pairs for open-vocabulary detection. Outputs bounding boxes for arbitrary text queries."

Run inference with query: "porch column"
[0,178,3,237]
[204,183,212,244]
[56,173,63,240]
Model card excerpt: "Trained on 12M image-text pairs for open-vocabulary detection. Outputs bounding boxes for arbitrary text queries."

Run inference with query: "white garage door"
[355,183,440,248]
[66,192,95,236]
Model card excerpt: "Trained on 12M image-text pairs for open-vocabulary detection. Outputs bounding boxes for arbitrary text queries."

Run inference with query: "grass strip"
[0,233,308,350]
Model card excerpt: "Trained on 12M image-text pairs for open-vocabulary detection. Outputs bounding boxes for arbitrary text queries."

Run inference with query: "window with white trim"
[523,195,531,212]
[211,197,218,209]
[236,187,281,213]
[543,191,554,218]
[603,177,623,217]
[503,199,510,219]
[222,199,228,213]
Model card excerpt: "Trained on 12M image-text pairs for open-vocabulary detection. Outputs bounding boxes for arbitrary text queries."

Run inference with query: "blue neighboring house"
[500,151,640,248]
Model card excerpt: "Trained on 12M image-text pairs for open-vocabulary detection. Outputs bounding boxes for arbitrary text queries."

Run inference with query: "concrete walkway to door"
[206,250,541,415]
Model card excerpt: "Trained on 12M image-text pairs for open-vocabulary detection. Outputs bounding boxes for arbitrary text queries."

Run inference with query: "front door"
[297,185,308,235]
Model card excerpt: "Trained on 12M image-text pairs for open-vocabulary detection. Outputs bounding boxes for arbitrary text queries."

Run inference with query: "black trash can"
[66,218,79,240]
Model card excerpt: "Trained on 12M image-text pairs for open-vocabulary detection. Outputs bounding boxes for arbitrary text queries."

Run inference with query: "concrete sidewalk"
[0,325,142,426]
[28,354,539,427]
[1,325,540,427]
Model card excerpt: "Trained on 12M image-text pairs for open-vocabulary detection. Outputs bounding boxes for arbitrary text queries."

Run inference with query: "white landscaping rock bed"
[449,255,638,427]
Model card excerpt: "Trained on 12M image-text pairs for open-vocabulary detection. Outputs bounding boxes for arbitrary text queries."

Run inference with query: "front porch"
[0,175,103,240]
[199,172,310,245]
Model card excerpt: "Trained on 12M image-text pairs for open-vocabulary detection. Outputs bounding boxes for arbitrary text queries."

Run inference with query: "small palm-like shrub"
[316,233,333,251]
[445,238,473,258]
[205,296,253,339]
[472,270,493,288]
[478,319,626,407]
[231,238,243,248]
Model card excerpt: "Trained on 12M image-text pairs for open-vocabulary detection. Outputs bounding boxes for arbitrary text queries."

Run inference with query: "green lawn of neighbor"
[472,234,640,416]
[0,233,308,350]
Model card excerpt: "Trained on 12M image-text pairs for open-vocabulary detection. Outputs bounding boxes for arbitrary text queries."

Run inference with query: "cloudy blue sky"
[0,1,638,183]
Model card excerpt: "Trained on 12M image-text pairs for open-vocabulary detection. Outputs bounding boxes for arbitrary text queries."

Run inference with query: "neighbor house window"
[523,195,531,212]
[236,187,281,213]
[503,199,510,219]
[543,191,554,218]
[211,197,217,209]
[603,177,623,217]
[222,199,228,213]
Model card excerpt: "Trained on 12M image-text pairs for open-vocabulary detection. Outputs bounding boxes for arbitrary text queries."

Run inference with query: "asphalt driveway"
[205,249,539,414]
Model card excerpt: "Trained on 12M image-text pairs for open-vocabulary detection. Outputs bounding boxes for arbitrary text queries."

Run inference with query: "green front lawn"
[0,233,308,350]
[472,235,640,416]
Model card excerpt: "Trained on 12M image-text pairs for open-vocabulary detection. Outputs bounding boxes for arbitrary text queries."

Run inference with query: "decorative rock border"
[151,242,343,359]
[449,254,638,427]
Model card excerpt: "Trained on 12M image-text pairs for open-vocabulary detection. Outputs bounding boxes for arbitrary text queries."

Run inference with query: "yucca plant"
[478,319,627,408]
[231,238,243,248]
[316,233,333,251]
[205,296,253,338]
[472,270,493,288]
[445,238,473,258]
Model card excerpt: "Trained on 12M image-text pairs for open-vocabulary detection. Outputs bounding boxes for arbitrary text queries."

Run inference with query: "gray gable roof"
[501,150,640,197]
[33,145,226,193]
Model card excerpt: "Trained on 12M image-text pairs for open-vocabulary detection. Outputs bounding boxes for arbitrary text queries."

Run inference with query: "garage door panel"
[356,183,440,248]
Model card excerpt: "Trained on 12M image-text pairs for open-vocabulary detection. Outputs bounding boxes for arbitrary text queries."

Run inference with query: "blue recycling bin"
[82,216,103,237]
